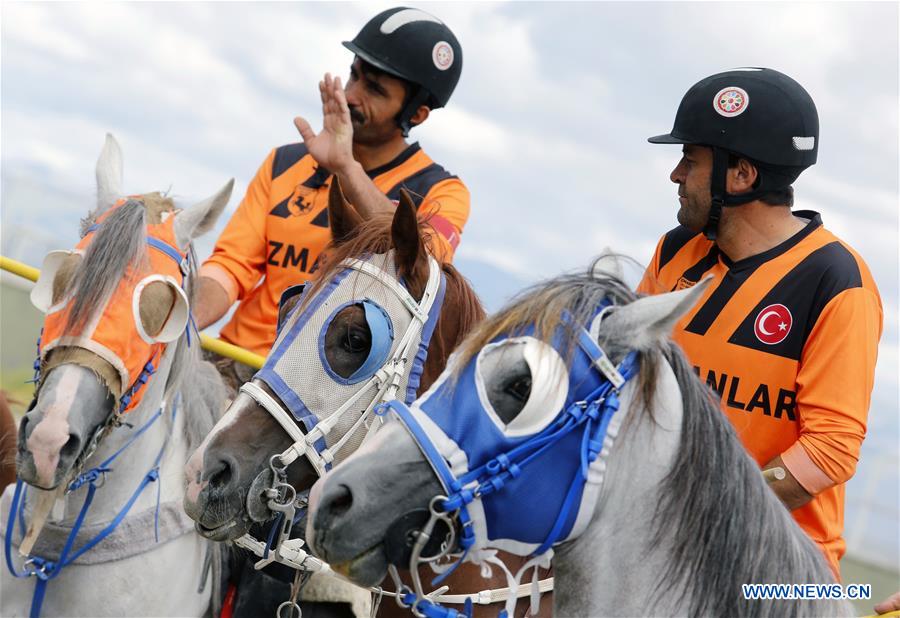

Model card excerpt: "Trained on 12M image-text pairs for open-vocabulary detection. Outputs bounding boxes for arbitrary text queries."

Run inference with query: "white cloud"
[455,244,532,280]
[423,105,512,160]
[2,3,94,61]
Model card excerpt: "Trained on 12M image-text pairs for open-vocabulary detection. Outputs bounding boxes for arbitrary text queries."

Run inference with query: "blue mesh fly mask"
[378,305,639,617]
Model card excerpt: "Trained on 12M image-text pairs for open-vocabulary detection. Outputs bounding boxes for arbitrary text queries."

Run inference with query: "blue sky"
[1,2,897,570]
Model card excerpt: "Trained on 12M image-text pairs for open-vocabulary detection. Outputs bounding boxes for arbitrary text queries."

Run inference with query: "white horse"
[1,135,232,617]
[306,261,853,617]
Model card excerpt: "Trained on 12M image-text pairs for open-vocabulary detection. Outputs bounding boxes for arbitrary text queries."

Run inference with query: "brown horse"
[184,183,550,617]
[0,391,17,494]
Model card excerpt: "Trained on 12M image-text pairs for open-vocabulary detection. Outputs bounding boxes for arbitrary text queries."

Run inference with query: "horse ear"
[329,177,363,245]
[173,179,234,249]
[596,276,713,353]
[96,133,124,212]
[391,189,428,300]
[592,248,625,281]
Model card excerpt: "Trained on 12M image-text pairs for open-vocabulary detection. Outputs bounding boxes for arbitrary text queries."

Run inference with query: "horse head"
[307,257,850,617]
[184,180,483,542]
[305,262,709,590]
[17,134,233,491]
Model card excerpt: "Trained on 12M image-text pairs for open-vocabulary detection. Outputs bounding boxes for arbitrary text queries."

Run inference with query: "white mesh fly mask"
[245,251,446,477]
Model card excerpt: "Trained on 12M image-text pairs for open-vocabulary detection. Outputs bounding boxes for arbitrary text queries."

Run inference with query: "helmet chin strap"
[703,147,731,241]
[397,88,432,138]
[704,147,791,241]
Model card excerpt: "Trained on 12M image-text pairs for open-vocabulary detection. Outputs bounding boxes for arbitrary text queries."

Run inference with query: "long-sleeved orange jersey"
[202,142,470,356]
[638,211,883,577]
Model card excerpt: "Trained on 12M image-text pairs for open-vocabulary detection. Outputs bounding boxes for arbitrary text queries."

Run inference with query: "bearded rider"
[639,68,883,581]
[195,7,469,393]
[192,8,473,618]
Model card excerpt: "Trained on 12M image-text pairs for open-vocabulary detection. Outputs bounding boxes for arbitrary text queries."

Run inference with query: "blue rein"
[4,399,177,618]
[5,223,192,618]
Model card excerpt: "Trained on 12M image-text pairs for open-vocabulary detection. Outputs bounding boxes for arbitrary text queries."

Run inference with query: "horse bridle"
[377,309,641,618]
[233,256,445,577]
[28,221,194,487]
[8,217,197,618]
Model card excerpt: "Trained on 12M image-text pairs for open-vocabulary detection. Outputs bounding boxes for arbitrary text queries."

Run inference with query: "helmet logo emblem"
[432,41,454,71]
[754,303,792,345]
[713,86,749,117]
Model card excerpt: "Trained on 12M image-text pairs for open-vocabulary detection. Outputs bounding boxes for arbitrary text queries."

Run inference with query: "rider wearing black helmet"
[639,68,883,580]
[342,6,462,136]
[196,7,468,359]
[292,5,465,218]
[192,10,470,616]
[648,67,819,241]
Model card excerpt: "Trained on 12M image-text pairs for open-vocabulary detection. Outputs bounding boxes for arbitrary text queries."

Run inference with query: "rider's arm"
[194,275,233,329]
[636,234,666,295]
[332,161,397,219]
[763,454,813,510]
[292,74,399,220]
[196,150,275,328]
[417,178,470,263]
[777,286,882,503]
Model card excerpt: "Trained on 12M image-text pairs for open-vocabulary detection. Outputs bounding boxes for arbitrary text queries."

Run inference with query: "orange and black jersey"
[202,142,470,356]
[639,211,883,577]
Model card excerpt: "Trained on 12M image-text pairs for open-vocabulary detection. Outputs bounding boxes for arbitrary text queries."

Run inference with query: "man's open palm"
[294,73,354,173]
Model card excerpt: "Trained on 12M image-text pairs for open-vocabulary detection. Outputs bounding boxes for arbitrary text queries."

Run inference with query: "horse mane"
[64,196,223,447]
[301,210,429,301]
[451,260,660,410]
[65,199,149,333]
[163,245,226,450]
[651,342,834,617]
[452,260,834,616]
[300,211,485,394]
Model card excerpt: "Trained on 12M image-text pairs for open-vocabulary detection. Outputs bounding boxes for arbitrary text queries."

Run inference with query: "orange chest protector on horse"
[31,199,192,414]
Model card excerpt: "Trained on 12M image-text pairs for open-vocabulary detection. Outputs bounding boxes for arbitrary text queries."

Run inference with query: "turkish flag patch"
[754,304,793,345]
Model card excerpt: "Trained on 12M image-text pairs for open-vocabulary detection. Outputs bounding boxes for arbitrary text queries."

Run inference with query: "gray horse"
[2,135,231,617]
[306,261,852,617]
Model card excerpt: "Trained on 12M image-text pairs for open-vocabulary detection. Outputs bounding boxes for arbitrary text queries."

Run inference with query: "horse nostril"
[327,484,354,518]
[60,434,82,462]
[17,415,30,442]
[207,457,234,491]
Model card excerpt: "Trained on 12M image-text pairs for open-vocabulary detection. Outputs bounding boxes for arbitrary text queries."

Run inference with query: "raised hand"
[294,73,356,174]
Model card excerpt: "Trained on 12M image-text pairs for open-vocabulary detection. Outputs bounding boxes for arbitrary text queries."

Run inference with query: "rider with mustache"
[194,7,467,392]
[639,68,883,582]
[190,9,467,617]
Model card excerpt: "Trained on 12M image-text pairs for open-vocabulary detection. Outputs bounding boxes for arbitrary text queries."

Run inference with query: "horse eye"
[343,329,369,353]
[504,376,532,403]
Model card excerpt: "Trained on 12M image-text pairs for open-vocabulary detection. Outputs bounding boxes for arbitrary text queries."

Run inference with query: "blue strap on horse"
[27,329,43,385]
[381,311,640,616]
[4,398,178,618]
[400,592,472,618]
[86,221,197,347]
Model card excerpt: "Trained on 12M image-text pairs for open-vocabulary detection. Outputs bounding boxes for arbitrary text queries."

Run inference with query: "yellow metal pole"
[0,256,40,283]
[199,334,264,369]
[1,254,265,369]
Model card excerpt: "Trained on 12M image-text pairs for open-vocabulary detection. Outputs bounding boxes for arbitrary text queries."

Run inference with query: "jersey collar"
[720,211,822,272]
[365,142,422,179]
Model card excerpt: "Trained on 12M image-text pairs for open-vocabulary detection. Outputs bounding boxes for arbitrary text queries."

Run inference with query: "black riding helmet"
[648,68,819,240]
[344,7,463,137]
